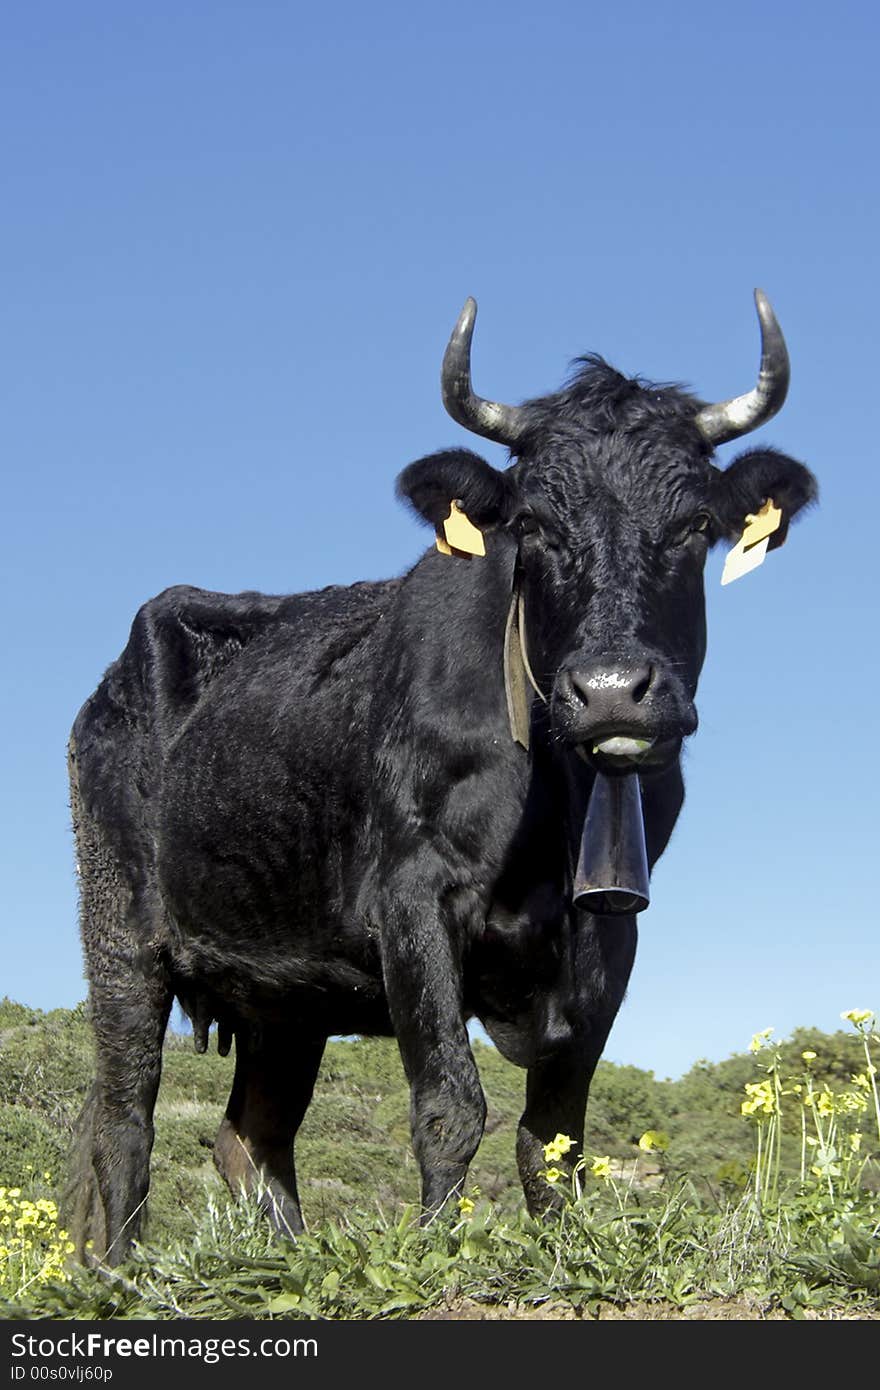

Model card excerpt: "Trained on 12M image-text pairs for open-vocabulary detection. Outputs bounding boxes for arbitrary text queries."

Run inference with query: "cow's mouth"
[574,732,681,774]
[592,735,654,760]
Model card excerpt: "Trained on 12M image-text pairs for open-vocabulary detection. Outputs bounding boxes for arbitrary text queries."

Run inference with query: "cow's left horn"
[441,298,528,447]
[694,289,790,446]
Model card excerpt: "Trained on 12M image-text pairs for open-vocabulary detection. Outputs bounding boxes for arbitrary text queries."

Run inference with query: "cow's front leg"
[516,1047,593,1213]
[517,915,637,1214]
[380,860,486,1217]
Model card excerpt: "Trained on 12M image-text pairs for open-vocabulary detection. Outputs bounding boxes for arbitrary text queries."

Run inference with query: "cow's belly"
[159,634,372,895]
[158,820,386,1034]
[155,663,382,1028]
[170,942,393,1037]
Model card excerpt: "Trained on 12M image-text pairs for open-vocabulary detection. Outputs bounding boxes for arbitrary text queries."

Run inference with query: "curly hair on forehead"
[517,355,711,450]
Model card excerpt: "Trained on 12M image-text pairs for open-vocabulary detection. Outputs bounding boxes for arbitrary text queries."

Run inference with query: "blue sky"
[1,0,877,1081]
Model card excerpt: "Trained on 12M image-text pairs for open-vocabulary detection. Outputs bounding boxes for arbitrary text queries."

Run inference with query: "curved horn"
[694,289,790,446]
[441,298,528,447]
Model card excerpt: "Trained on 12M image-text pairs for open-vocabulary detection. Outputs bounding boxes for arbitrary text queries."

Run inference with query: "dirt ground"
[419,1295,877,1320]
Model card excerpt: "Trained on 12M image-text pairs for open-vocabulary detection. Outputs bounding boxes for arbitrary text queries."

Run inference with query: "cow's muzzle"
[553,658,697,771]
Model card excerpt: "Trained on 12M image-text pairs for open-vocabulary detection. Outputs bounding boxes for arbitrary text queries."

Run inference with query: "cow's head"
[399,295,817,774]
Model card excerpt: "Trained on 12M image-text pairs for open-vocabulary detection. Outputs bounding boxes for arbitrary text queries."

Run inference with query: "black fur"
[68,355,817,1263]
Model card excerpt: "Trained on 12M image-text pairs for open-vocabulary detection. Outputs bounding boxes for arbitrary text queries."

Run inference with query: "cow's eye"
[672,512,713,545]
[668,511,714,551]
[515,512,561,551]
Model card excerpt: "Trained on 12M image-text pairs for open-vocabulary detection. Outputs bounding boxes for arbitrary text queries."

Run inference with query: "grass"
[4,1178,878,1320]
[0,999,878,1320]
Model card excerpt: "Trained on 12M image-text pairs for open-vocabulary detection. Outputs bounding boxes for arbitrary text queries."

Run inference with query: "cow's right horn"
[694,289,790,447]
[441,298,528,448]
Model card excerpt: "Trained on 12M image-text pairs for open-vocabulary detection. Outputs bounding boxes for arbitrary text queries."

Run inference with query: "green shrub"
[0,1105,69,1185]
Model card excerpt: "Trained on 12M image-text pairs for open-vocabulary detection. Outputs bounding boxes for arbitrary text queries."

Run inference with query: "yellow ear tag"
[435,499,486,558]
[721,498,783,586]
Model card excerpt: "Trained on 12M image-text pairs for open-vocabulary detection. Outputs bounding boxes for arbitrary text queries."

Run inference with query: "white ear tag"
[721,498,783,586]
[721,534,769,585]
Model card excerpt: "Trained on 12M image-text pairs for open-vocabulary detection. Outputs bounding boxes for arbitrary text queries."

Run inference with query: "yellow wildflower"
[742,1081,776,1115]
[850,1133,863,1153]
[816,1090,835,1117]
[638,1130,669,1153]
[457,1196,475,1217]
[542,1167,564,1185]
[590,1156,612,1180]
[838,1090,868,1115]
[542,1133,575,1163]
[801,1051,817,1062]
[749,1028,774,1053]
[841,1009,874,1026]
[0,1187,73,1293]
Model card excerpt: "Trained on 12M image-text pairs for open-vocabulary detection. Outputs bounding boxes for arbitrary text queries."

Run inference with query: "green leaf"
[265,1291,302,1313]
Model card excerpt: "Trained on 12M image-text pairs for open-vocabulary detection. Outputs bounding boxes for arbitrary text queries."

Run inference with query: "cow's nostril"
[567,670,589,708]
[556,668,575,704]
[632,665,653,704]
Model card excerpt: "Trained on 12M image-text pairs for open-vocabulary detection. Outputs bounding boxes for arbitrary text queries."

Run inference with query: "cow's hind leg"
[213,1024,325,1236]
[68,897,172,1263]
[67,752,172,1265]
[83,969,172,1263]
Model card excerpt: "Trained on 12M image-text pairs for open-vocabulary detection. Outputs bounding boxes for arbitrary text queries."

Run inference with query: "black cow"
[67,293,816,1263]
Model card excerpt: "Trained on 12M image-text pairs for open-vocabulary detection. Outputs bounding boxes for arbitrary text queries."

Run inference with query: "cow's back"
[70,579,398,948]
[156,577,395,948]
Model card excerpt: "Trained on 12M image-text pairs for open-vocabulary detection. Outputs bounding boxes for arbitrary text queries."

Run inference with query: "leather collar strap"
[503,576,547,750]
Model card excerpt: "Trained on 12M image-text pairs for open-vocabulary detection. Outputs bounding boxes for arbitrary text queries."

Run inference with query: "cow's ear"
[396,449,513,529]
[713,446,818,540]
